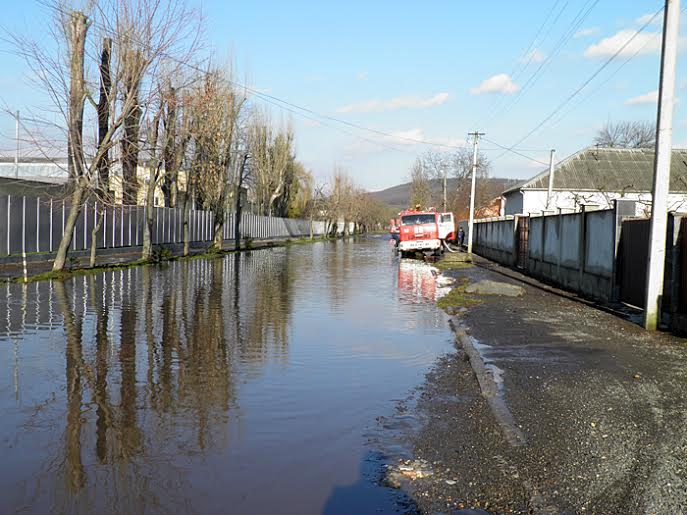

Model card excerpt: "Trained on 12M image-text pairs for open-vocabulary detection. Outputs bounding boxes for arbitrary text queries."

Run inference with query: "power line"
[550,4,682,127]
[479,0,564,125]
[481,0,601,132]
[481,136,549,165]
[490,7,664,164]
[36,1,554,167]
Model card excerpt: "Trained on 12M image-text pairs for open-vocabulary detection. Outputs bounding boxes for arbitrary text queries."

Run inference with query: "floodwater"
[0,237,452,514]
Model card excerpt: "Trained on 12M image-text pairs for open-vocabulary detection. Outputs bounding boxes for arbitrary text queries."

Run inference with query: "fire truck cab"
[396,207,456,256]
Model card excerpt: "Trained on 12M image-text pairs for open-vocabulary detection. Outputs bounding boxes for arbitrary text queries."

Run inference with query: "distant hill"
[369,177,522,211]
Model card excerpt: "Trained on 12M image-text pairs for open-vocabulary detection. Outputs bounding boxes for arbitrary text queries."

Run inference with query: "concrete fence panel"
[543,216,559,264]
[560,213,581,268]
[529,217,543,262]
[585,210,614,278]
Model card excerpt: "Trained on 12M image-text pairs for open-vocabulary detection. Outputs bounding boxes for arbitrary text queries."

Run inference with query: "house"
[502,147,687,217]
[0,156,187,207]
[475,196,505,218]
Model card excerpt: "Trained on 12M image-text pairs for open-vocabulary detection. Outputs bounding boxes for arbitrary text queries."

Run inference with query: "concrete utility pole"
[546,149,556,209]
[442,168,447,211]
[14,111,20,178]
[467,131,485,255]
[644,0,681,331]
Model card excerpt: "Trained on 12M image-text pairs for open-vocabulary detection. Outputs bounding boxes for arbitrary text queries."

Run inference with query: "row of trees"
[14,0,385,272]
[319,168,394,236]
[408,148,493,219]
[405,120,657,220]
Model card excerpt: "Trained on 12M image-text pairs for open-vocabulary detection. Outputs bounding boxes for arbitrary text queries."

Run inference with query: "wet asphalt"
[400,258,687,514]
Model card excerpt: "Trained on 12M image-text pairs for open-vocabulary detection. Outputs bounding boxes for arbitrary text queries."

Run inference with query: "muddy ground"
[393,258,687,514]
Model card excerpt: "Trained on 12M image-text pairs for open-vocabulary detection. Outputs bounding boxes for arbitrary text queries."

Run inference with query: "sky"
[0,0,685,191]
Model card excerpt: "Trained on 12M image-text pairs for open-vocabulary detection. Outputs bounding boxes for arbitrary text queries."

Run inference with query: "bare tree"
[141,92,164,261]
[409,157,431,207]
[191,70,247,251]
[248,114,294,216]
[305,183,326,240]
[9,0,202,271]
[594,121,655,149]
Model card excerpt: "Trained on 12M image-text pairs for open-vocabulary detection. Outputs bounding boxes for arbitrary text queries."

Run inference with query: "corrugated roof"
[503,147,687,194]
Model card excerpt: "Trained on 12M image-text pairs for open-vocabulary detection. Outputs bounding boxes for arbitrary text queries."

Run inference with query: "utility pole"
[14,111,20,178]
[442,168,447,211]
[467,131,485,255]
[644,0,680,330]
[546,149,556,209]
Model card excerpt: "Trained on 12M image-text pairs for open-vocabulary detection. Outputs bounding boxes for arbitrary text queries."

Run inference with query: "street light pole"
[467,131,484,255]
[644,0,680,330]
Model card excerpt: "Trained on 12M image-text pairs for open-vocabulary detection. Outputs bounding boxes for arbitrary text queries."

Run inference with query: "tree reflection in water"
[2,250,294,513]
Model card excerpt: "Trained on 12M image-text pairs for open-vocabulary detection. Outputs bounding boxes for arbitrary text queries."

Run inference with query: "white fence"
[0,195,328,257]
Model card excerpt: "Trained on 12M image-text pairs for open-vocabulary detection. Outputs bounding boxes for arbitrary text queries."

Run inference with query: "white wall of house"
[505,189,687,217]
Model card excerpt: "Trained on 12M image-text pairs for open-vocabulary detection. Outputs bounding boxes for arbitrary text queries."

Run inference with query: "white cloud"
[342,128,467,158]
[386,128,426,144]
[584,29,661,58]
[356,72,367,81]
[520,48,545,64]
[636,13,662,26]
[625,90,658,105]
[335,92,449,114]
[470,74,519,95]
[574,27,600,38]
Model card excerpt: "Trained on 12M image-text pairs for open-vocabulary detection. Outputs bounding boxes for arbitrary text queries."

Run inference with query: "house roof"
[503,147,687,195]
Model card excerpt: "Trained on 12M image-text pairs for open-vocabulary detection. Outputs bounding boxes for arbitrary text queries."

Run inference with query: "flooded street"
[0,237,453,514]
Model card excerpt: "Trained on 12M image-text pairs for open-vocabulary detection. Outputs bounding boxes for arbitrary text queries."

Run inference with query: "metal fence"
[0,195,328,256]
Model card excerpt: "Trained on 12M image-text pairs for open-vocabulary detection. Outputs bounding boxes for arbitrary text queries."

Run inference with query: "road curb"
[448,317,526,448]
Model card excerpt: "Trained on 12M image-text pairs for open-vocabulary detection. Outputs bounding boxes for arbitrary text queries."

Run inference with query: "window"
[440,214,453,223]
[401,214,436,225]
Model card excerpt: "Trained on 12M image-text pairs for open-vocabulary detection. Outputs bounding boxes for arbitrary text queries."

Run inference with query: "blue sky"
[0,0,684,191]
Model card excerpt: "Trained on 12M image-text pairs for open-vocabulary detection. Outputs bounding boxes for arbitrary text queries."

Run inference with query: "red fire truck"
[396,207,455,257]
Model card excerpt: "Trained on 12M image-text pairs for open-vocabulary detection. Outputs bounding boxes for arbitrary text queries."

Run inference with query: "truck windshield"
[401,214,436,225]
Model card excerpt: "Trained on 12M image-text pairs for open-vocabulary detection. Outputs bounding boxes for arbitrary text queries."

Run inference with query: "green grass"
[436,277,483,312]
[5,236,336,284]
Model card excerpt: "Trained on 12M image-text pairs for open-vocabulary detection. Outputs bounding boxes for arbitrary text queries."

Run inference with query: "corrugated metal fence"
[0,195,328,256]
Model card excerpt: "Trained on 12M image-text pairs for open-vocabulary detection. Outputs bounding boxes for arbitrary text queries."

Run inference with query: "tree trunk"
[54,11,88,272]
[142,172,157,261]
[89,208,104,268]
[121,49,144,205]
[162,86,178,208]
[53,184,85,271]
[90,37,111,270]
[96,38,111,191]
[234,195,242,251]
[212,215,224,251]
[182,183,193,256]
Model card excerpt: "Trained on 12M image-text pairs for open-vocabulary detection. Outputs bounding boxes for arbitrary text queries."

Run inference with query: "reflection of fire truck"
[397,259,438,302]
[397,207,455,257]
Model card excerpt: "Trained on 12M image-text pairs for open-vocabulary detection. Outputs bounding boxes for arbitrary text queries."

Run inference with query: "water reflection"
[0,239,452,514]
[397,259,441,303]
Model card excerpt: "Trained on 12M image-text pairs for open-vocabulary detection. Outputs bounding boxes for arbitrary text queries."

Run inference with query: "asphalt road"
[398,259,687,514]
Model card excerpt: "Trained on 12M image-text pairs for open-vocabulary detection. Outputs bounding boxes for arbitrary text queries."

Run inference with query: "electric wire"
[490,7,664,164]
